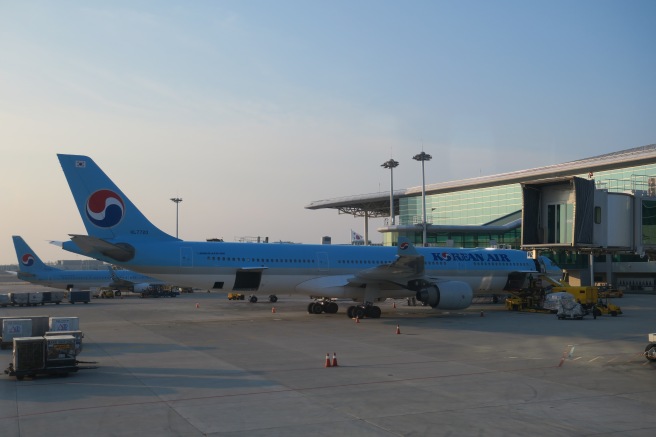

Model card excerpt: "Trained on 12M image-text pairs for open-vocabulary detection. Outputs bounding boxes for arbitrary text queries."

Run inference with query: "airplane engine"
[416,281,473,310]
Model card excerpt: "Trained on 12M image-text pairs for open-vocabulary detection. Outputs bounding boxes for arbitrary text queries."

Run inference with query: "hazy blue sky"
[1,0,655,264]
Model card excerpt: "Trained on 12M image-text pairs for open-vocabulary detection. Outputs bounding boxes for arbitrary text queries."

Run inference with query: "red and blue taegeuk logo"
[21,253,35,266]
[399,242,409,250]
[86,189,125,228]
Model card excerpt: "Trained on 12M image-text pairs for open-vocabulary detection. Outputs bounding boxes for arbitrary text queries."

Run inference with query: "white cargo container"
[49,317,80,332]
[2,319,33,346]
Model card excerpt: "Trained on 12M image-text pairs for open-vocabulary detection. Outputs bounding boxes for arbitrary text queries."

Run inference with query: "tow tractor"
[645,333,656,362]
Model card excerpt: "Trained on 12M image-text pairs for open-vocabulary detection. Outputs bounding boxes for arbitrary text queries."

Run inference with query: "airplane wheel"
[269,295,278,303]
[312,302,323,314]
[367,306,381,318]
[326,302,339,314]
[249,296,258,303]
[354,307,366,319]
[347,306,356,318]
[307,303,315,314]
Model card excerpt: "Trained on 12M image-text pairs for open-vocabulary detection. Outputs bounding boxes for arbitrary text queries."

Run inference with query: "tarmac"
[0,277,655,436]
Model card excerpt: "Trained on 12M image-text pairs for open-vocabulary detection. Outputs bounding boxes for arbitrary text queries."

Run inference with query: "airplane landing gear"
[307,300,339,315]
[346,303,381,319]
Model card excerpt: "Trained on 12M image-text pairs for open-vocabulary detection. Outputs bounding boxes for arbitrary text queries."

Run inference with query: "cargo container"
[41,291,64,305]
[45,335,77,368]
[49,317,80,332]
[45,330,83,354]
[67,290,90,304]
[27,292,43,306]
[0,294,10,307]
[12,337,45,373]
[8,293,29,307]
[1,319,32,349]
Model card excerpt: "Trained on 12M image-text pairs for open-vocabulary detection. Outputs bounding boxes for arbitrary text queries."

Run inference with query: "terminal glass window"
[642,200,656,245]
[547,203,573,244]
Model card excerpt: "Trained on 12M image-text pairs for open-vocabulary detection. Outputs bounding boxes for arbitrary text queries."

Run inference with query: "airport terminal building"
[307,144,656,292]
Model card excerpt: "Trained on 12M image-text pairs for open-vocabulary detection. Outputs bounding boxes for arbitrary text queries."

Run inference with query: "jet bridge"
[521,175,656,285]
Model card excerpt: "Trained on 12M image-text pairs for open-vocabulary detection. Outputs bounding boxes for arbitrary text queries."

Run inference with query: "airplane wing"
[350,237,424,284]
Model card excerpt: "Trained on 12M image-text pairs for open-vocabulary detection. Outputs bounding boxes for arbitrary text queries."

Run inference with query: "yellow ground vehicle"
[597,284,624,298]
[228,293,244,300]
[505,288,552,313]
[592,296,622,317]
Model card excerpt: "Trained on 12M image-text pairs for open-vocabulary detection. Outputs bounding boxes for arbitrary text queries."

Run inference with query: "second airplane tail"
[12,236,56,274]
[58,154,176,243]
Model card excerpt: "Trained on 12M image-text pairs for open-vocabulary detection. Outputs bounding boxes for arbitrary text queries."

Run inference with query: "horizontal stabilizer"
[69,234,135,262]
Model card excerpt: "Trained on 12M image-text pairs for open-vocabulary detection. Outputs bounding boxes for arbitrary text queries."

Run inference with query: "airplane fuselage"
[16,269,159,291]
[64,239,539,298]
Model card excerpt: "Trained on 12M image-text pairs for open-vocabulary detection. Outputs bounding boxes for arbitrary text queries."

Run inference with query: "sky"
[1,0,655,265]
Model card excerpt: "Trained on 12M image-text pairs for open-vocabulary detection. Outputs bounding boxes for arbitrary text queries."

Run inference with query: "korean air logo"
[86,189,125,228]
[21,254,35,267]
[399,242,409,250]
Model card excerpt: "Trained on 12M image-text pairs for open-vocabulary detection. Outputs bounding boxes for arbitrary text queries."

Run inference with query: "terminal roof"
[305,144,656,217]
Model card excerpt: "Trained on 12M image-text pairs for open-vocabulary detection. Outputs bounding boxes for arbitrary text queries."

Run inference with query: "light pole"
[170,197,182,238]
[381,159,399,225]
[413,151,432,246]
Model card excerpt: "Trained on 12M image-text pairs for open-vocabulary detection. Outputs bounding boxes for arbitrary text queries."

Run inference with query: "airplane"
[11,235,165,294]
[55,154,563,319]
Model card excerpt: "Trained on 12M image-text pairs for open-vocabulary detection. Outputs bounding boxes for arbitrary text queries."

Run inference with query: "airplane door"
[180,247,193,267]
[316,252,329,272]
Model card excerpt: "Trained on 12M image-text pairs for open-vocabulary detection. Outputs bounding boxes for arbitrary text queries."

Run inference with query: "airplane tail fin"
[12,236,55,273]
[57,154,176,242]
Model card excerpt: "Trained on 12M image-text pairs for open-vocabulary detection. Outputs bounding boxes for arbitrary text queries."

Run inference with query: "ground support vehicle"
[505,289,552,313]
[597,284,624,298]
[247,294,278,303]
[592,296,622,317]
[228,293,244,300]
[140,285,178,298]
[645,333,656,362]
[95,288,117,299]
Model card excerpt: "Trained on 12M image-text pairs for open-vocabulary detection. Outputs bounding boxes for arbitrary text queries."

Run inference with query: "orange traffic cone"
[325,353,332,368]
[195,303,199,309]
[331,352,339,367]
[396,324,401,335]
[355,316,360,324]
[272,307,276,313]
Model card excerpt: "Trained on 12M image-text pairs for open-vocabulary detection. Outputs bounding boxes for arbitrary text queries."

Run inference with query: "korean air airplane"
[11,235,163,293]
[56,154,562,318]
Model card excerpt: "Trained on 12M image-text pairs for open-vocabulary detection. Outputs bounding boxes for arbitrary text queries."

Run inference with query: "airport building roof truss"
[336,200,398,218]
